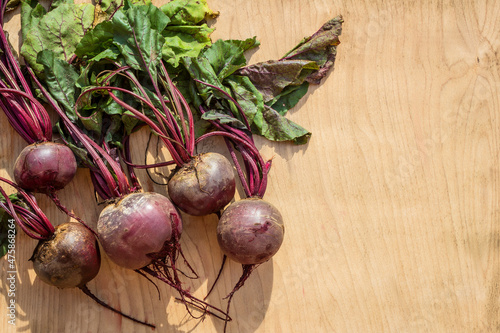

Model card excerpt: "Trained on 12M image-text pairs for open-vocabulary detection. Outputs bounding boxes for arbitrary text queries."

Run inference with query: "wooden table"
[1,0,499,332]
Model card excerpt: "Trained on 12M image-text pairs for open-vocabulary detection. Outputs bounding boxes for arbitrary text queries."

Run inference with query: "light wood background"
[2,0,500,332]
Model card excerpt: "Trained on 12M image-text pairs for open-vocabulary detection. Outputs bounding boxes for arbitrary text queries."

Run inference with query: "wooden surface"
[2,0,500,332]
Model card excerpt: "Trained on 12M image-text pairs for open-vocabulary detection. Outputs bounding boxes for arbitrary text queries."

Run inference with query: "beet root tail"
[79,284,156,329]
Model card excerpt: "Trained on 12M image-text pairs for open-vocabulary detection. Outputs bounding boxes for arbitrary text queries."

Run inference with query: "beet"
[168,152,236,216]
[217,198,285,265]
[14,142,77,194]
[29,221,156,327]
[30,222,100,289]
[0,180,155,328]
[97,192,182,270]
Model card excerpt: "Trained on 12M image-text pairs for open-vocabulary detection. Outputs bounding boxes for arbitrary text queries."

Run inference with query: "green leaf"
[37,50,80,121]
[5,0,21,12]
[89,0,157,43]
[193,117,213,138]
[100,95,124,116]
[268,81,309,115]
[225,75,264,125]
[98,0,149,17]
[20,0,45,42]
[50,0,74,9]
[102,115,122,148]
[180,38,315,144]
[202,37,259,81]
[201,110,246,129]
[162,24,213,67]
[252,105,311,145]
[122,111,140,135]
[226,76,310,144]
[111,4,170,75]
[182,54,311,144]
[98,0,121,13]
[73,3,173,140]
[225,16,343,144]
[123,0,152,9]
[90,47,121,62]
[181,56,227,105]
[75,21,115,59]
[77,106,103,133]
[20,1,94,75]
[160,0,218,25]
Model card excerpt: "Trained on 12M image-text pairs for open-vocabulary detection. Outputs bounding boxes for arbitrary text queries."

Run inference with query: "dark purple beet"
[30,222,100,289]
[97,192,183,270]
[168,152,236,216]
[14,142,77,193]
[217,198,285,265]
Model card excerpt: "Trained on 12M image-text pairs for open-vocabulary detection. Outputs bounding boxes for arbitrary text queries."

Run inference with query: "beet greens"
[7,0,344,330]
[179,14,343,145]
[0,0,107,235]
[0,2,219,317]
[68,3,236,216]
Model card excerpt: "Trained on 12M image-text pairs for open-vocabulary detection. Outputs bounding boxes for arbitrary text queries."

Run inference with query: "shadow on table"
[212,259,275,333]
[173,212,275,333]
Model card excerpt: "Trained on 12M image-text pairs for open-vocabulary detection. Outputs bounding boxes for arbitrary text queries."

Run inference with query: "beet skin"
[217,198,285,265]
[31,222,100,289]
[97,192,182,270]
[168,152,236,216]
[14,142,77,193]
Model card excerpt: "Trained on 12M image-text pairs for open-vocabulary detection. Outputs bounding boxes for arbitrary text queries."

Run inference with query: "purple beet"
[14,142,77,194]
[97,192,183,270]
[217,198,285,265]
[168,152,236,216]
[97,191,226,318]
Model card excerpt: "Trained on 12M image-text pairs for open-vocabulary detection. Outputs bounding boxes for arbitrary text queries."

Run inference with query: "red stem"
[193,82,270,197]
[0,95,36,143]
[48,192,97,236]
[224,139,252,197]
[161,61,195,156]
[0,177,54,239]
[0,18,52,142]
[0,88,49,143]
[122,135,141,190]
[109,90,187,166]
[28,69,131,200]
[196,131,267,198]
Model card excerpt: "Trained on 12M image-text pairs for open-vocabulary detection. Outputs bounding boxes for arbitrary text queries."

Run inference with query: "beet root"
[30,222,100,288]
[217,198,285,265]
[97,192,182,270]
[30,223,156,328]
[168,152,236,216]
[14,142,77,193]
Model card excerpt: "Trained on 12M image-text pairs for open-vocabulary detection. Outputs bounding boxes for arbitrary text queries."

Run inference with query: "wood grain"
[2,0,500,332]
